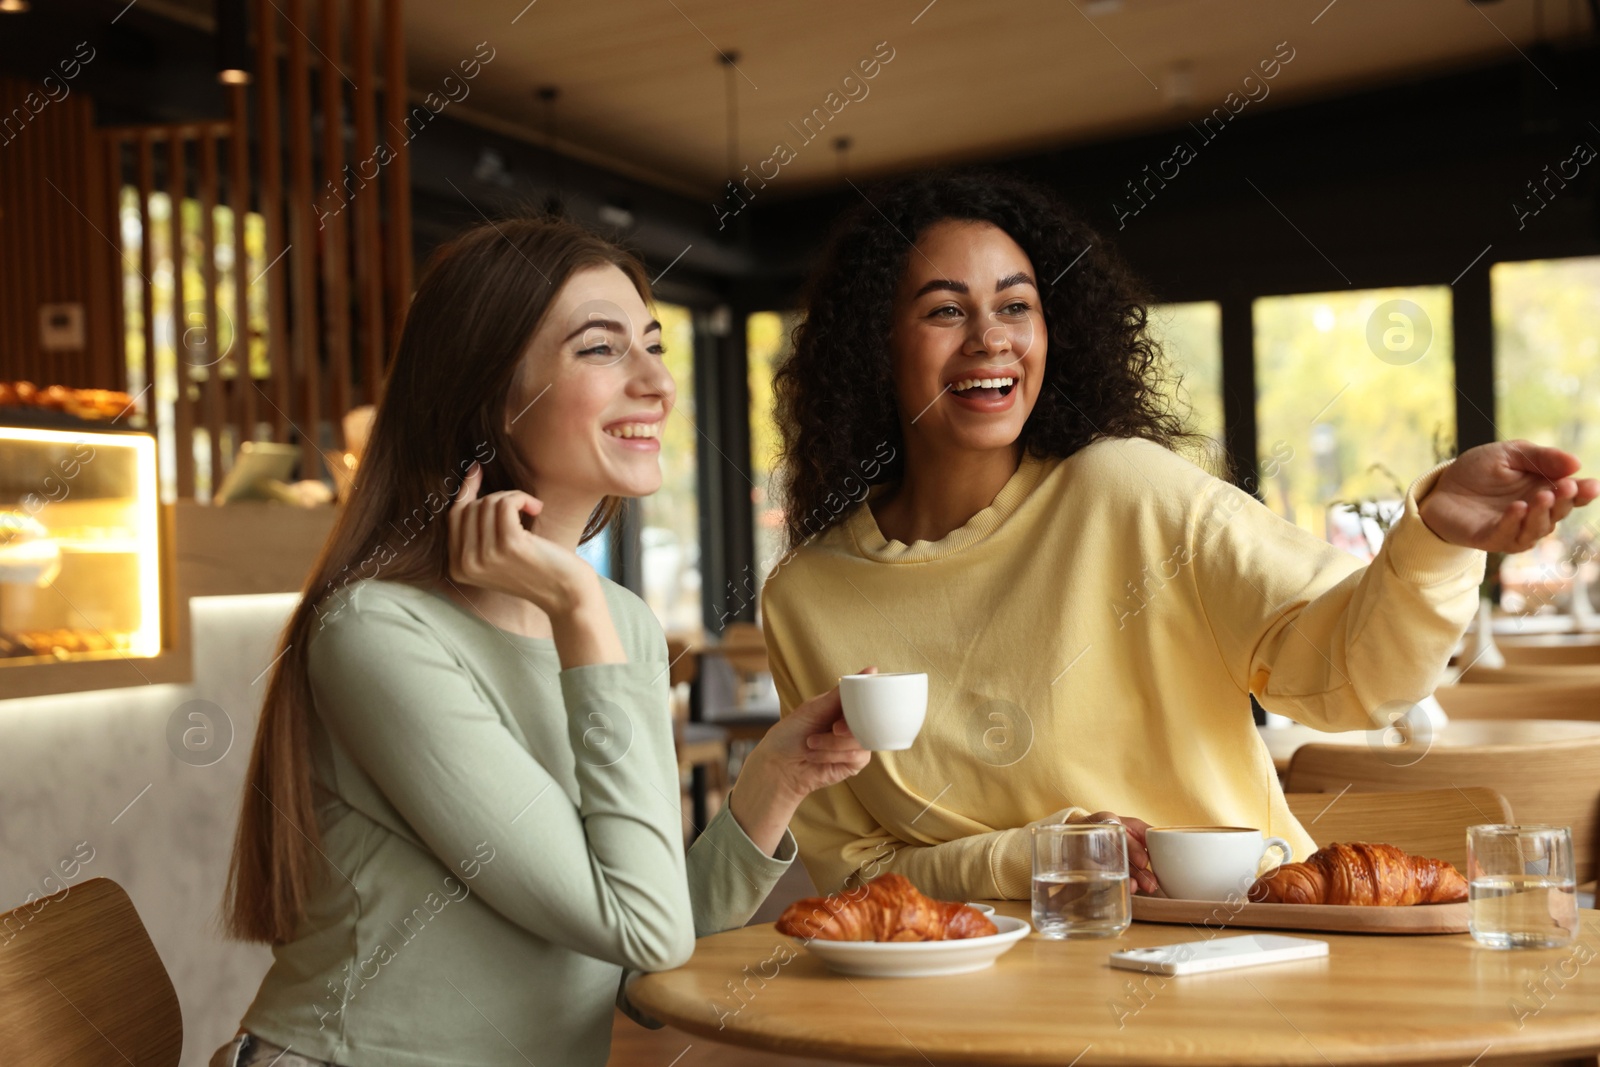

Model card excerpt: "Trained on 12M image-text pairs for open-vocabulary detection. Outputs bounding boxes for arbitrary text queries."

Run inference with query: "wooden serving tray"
[1131,893,1469,935]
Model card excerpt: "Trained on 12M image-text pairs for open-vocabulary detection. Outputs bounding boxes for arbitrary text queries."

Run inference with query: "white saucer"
[792,915,1031,978]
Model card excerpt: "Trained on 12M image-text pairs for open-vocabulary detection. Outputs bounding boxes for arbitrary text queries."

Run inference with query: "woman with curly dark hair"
[759,169,1597,903]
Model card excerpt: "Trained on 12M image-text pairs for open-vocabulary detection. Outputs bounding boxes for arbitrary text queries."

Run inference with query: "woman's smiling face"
[887,219,1046,457]
[505,264,676,502]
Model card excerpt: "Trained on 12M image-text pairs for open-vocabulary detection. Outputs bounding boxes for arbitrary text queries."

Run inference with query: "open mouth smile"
[948,375,1017,401]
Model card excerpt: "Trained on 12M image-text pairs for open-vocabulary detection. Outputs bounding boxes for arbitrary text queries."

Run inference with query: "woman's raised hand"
[1420,441,1598,553]
[447,463,598,617]
[726,668,874,856]
[759,670,874,797]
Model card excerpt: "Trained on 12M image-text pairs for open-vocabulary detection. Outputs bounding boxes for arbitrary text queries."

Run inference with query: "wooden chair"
[1433,682,1600,722]
[663,634,699,690]
[715,620,770,677]
[1457,663,1600,687]
[664,635,730,836]
[0,878,182,1066]
[690,623,775,707]
[675,722,730,835]
[1285,735,1600,885]
[1285,787,1512,872]
[1499,640,1600,667]
[701,621,781,774]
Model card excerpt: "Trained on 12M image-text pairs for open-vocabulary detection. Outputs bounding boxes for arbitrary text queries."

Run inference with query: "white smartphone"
[1110,934,1328,976]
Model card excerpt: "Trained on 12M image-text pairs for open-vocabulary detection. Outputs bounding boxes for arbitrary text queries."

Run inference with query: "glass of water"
[1031,823,1131,939]
[1467,825,1579,950]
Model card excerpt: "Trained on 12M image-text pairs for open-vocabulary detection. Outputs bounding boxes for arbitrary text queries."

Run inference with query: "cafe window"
[747,310,800,601]
[639,302,701,636]
[574,526,612,582]
[1253,287,1456,557]
[1492,255,1600,610]
[1147,301,1224,468]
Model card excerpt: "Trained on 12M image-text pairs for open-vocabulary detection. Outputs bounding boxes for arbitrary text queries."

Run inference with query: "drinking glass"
[1031,824,1131,939]
[1467,825,1579,950]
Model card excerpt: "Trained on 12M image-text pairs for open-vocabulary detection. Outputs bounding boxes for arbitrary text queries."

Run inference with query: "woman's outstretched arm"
[1190,455,1481,729]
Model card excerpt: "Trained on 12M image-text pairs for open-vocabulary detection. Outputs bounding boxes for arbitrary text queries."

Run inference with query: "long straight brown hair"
[223,217,651,944]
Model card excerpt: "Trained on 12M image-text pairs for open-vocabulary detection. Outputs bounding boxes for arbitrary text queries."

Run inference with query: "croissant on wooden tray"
[1249,842,1468,906]
[775,873,1000,942]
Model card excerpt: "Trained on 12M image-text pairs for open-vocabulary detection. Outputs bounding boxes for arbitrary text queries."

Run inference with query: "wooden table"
[1258,719,1600,774]
[629,901,1600,1066]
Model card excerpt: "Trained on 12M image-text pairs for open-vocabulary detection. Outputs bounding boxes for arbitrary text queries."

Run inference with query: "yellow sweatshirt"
[761,437,1484,899]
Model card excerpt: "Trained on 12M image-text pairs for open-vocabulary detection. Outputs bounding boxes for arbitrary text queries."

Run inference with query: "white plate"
[793,915,1031,977]
[965,902,996,916]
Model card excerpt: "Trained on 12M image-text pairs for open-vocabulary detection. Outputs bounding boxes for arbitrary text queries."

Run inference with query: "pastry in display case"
[0,424,161,666]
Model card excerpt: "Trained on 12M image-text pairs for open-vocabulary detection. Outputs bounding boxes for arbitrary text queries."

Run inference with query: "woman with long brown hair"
[213,217,868,1067]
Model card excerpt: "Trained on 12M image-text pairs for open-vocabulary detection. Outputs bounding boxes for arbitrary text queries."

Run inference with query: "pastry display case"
[0,424,162,669]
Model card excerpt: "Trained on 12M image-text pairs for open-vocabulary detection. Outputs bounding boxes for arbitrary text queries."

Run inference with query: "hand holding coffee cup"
[838,671,927,751]
[1145,826,1294,901]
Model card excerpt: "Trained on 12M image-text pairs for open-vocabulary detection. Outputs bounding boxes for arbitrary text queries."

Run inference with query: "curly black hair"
[772,168,1208,549]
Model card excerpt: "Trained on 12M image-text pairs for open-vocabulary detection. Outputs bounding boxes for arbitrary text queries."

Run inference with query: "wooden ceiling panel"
[161,0,1579,196]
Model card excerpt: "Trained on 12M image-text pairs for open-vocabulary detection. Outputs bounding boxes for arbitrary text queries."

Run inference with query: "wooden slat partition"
[0,76,124,395]
[255,0,292,441]
[228,83,255,441]
[285,0,322,481]
[167,130,195,500]
[382,0,413,340]
[0,85,21,381]
[98,131,123,399]
[62,124,80,392]
[136,132,156,404]
[198,126,224,485]
[351,0,385,406]
[320,0,353,426]
[13,0,411,501]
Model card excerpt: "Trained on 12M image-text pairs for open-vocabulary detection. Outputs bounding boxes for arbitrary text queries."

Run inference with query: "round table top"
[629,901,1600,1066]
[1257,718,1600,773]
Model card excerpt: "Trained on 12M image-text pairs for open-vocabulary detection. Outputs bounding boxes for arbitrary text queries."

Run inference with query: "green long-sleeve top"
[239,579,794,1067]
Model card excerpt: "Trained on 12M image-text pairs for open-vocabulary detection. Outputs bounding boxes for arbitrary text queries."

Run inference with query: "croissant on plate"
[775,873,999,942]
[1249,842,1468,906]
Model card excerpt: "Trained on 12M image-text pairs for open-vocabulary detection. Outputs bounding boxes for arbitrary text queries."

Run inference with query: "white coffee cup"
[838,672,927,751]
[1145,826,1294,902]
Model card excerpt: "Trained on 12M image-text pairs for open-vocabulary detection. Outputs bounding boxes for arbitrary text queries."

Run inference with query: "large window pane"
[1254,287,1455,558]
[1148,301,1224,467]
[748,310,799,599]
[1492,256,1600,613]
[574,527,611,582]
[639,303,701,636]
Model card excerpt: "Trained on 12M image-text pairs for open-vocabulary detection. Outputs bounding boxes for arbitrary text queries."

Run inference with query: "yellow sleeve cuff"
[1382,459,1487,587]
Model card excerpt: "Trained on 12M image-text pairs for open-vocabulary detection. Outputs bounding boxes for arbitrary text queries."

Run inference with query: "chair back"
[663,634,699,689]
[1457,663,1600,687]
[1285,736,1600,884]
[1498,638,1600,667]
[716,621,770,678]
[1433,682,1600,722]
[0,878,182,1066]
[1285,787,1512,872]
